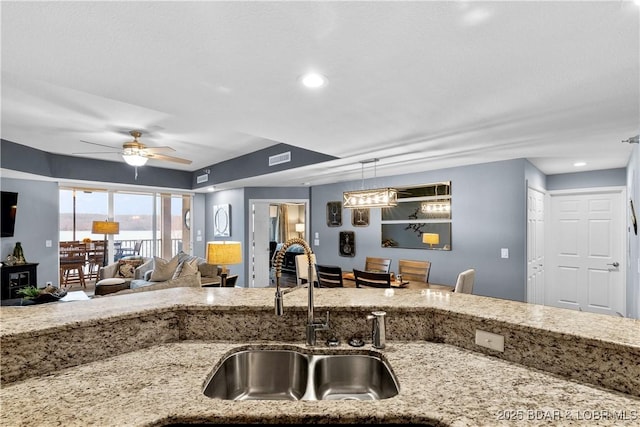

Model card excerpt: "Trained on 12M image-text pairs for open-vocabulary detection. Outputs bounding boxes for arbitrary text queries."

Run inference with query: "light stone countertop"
[1,287,639,426]
[2,287,639,347]
[1,341,639,426]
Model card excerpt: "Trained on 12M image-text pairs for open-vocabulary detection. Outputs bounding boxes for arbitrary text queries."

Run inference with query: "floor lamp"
[207,241,242,287]
[92,220,120,266]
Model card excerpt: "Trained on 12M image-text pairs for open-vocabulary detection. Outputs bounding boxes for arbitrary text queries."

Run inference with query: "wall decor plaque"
[339,231,355,257]
[351,208,369,227]
[327,201,342,227]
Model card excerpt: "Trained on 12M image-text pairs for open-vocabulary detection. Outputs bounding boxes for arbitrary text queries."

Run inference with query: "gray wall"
[547,168,626,190]
[204,188,246,285]
[1,178,60,287]
[311,159,529,302]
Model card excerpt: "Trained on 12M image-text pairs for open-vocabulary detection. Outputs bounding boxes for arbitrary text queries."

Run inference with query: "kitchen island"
[1,287,639,426]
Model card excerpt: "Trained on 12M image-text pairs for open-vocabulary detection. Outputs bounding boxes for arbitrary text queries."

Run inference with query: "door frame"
[248,198,309,288]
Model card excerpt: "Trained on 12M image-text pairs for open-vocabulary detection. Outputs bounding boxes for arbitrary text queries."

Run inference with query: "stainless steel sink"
[203,349,309,400]
[203,348,399,401]
[312,354,399,400]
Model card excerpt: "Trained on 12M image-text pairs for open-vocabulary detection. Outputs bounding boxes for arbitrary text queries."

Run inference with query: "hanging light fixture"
[343,159,398,208]
[122,149,148,166]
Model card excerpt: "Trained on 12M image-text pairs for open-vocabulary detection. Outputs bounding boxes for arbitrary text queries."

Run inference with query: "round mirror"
[184,209,191,230]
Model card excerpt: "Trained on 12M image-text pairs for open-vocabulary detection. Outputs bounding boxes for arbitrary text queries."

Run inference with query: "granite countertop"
[1,287,639,426]
[2,287,639,347]
[2,340,639,426]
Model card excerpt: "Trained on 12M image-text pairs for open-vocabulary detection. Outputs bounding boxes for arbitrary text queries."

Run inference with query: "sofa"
[95,252,222,296]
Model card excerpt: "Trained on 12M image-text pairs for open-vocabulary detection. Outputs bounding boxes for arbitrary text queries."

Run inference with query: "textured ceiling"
[1,1,638,189]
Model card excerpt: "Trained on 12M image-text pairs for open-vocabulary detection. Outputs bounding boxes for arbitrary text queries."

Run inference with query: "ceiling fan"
[76,130,192,167]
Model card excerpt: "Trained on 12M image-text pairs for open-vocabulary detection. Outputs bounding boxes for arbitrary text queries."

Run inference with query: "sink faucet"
[273,237,330,346]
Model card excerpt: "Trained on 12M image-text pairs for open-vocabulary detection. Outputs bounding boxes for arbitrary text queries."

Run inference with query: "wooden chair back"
[315,264,344,288]
[365,257,392,273]
[353,268,391,288]
[59,241,88,288]
[398,259,431,283]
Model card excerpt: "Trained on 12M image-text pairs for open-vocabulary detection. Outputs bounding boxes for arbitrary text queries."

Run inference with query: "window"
[60,186,192,262]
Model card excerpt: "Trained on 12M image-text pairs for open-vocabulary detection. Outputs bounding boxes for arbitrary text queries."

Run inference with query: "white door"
[547,188,626,316]
[250,201,271,288]
[527,187,545,304]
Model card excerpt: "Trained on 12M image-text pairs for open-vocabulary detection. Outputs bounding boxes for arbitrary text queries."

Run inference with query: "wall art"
[327,201,342,227]
[339,231,355,257]
[351,208,370,227]
[213,204,230,237]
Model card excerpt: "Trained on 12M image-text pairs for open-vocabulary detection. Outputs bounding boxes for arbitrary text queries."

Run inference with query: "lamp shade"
[207,241,242,266]
[295,223,305,233]
[92,221,120,235]
[422,233,440,246]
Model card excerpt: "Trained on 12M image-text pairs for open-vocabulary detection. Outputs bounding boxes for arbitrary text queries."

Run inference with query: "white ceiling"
[1,1,638,190]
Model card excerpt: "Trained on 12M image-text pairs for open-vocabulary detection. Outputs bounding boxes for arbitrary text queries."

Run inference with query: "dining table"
[341,271,454,291]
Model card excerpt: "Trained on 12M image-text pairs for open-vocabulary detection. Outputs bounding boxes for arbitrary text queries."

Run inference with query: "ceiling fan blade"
[80,139,119,149]
[144,146,175,154]
[72,151,121,155]
[146,153,192,164]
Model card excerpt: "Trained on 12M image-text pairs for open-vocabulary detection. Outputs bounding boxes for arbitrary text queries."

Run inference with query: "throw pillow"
[116,258,144,278]
[198,263,219,278]
[150,254,180,282]
[173,258,199,279]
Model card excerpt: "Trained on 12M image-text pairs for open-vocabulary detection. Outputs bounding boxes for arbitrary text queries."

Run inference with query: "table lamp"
[207,241,242,287]
[92,220,120,266]
[422,233,439,249]
[295,223,305,238]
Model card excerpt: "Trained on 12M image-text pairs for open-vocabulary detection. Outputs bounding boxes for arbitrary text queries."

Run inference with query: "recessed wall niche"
[381,182,451,250]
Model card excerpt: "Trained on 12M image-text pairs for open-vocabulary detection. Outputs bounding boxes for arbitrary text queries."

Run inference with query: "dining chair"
[117,240,142,259]
[353,268,391,288]
[86,241,106,281]
[295,253,317,286]
[59,241,88,288]
[364,257,392,273]
[314,264,344,288]
[398,259,431,283]
[454,268,475,293]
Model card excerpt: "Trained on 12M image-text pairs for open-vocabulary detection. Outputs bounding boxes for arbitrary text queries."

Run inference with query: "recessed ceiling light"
[208,186,215,192]
[300,73,327,89]
[574,162,586,167]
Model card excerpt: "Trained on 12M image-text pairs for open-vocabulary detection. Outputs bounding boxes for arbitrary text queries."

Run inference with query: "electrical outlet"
[475,329,505,352]
[501,248,509,259]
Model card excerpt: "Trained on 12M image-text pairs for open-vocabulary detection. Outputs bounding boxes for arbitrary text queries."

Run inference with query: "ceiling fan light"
[122,153,148,166]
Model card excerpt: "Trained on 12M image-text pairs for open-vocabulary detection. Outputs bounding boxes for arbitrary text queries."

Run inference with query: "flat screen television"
[1,191,19,238]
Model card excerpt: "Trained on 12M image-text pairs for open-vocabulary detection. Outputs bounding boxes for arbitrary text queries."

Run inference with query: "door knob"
[607,262,619,267]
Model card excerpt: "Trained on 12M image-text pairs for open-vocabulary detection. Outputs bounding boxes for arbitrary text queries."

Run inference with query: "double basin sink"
[203,347,399,401]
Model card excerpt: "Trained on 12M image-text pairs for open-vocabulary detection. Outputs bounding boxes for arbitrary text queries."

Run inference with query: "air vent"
[269,151,291,166]
[196,174,209,184]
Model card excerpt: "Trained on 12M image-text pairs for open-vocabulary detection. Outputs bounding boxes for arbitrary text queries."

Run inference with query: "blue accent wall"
[311,159,528,302]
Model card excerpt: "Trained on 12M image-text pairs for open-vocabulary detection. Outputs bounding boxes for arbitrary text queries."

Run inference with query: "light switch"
[501,248,509,259]
[314,232,319,239]
[475,329,505,352]
[196,236,202,242]
[45,240,52,247]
